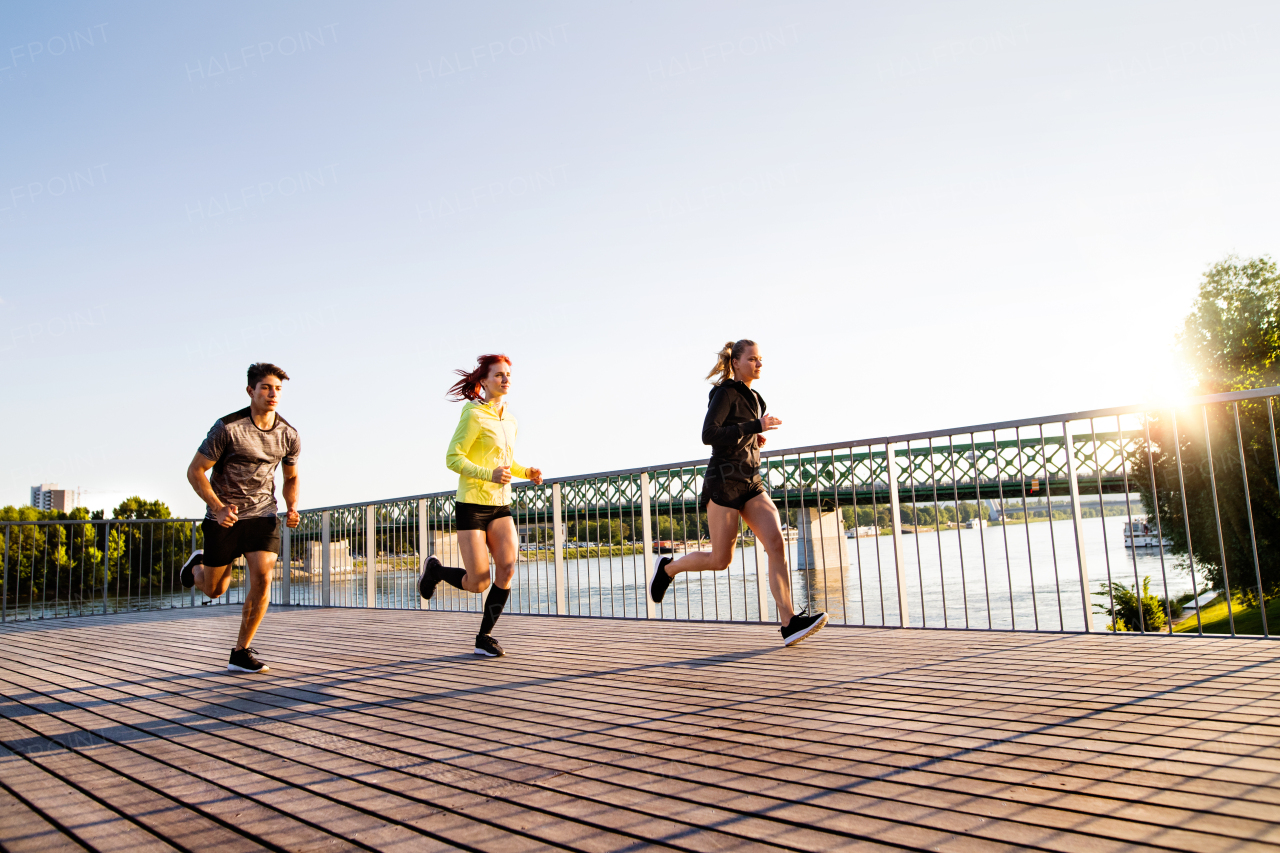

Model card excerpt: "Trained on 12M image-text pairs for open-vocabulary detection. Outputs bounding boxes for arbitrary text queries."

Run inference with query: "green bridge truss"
[294,429,1146,542]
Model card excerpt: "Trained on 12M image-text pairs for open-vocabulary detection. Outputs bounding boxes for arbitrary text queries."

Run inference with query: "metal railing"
[0,517,253,621]
[9,386,1279,634]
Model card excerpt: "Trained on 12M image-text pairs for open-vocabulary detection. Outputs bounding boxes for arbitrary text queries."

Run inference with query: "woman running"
[650,340,828,646]
[418,354,542,657]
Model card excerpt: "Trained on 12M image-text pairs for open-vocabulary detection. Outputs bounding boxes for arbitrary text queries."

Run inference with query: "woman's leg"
[478,517,519,638]
[664,501,741,576]
[739,493,797,624]
[454,530,493,593]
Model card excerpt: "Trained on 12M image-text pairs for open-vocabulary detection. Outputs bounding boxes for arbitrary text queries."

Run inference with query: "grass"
[1173,593,1280,635]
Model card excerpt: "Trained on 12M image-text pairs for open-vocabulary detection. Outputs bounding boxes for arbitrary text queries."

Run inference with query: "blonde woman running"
[418,354,542,657]
[650,340,828,646]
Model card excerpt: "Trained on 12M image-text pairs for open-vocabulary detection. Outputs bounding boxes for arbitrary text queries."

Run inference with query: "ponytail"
[705,339,756,385]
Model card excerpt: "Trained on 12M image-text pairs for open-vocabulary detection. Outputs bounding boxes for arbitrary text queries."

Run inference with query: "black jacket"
[702,380,765,488]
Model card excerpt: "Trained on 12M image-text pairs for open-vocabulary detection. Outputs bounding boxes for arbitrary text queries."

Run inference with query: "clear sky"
[3,1,1278,517]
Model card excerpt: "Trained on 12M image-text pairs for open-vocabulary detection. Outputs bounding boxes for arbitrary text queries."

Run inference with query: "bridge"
[3,387,1279,851]
[3,606,1279,852]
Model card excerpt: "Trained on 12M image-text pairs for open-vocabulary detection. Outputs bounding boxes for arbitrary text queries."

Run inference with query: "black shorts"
[456,502,512,531]
[201,516,281,566]
[701,480,767,512]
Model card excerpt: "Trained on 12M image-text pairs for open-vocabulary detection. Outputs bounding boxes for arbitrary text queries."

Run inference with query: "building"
[30,484,77,512]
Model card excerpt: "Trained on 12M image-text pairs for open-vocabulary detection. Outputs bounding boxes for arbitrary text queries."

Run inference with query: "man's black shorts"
[201,516,281,566]
[455,502,512,531]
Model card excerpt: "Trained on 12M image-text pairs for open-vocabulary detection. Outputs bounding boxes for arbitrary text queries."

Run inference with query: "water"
[305,515,1189,634]
[11,517,1185,634]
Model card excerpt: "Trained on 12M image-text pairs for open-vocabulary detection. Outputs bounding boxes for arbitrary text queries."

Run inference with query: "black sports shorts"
[456,502,513,531]
[701,480,767,512]
[201,516,281,566]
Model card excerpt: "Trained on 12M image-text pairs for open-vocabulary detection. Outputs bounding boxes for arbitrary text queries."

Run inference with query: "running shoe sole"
[649,556,672,603]
[419,556,441,600]
[783,612,829,647]
[473,646,504,658]
[180,549,203,589]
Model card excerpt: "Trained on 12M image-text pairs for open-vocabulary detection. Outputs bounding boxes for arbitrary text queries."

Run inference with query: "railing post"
[552,483,567,615]
[280,522,291,606]
[885,444,910,627]
[365,504,377,608]
[753,534,771,623]
[1063,426,1094,632]
[2,525,7,623]
[418,498,429,608]
[321,510,332,607]
[102,520,110,615]
[188,521,196,607]
[640,472,656,619]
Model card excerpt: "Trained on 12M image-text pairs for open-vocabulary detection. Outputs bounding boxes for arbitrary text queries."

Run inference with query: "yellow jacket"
[446,400,530,506]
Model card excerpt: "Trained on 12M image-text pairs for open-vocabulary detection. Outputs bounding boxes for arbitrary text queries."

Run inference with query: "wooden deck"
[2,608,1280,853]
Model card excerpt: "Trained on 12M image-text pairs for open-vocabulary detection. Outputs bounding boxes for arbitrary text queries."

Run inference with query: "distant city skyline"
[4,1,1278,517]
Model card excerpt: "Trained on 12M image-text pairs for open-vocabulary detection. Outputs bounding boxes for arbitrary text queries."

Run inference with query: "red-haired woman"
[419,354,542,657]
[650,340,828,646]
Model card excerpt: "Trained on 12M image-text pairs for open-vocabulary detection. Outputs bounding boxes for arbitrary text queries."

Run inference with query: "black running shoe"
[180,549,203,589]
[650,555,674,603]
[228,647,270,673]
[780,610,829,647]
[474,634,505,658]
[419,555,443,600]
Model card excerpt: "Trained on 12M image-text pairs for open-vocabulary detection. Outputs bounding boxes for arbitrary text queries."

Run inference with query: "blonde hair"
[705,339,756,385]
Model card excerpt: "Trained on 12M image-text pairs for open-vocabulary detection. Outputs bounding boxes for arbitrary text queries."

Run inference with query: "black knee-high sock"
[479,586,511,637]
[437,564,467,590]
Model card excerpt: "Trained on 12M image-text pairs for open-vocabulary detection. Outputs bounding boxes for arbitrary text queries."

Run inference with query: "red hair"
[447,354,512,402]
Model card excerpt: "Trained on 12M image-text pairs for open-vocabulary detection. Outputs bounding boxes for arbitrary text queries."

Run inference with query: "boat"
[965,518,987,529]
[652,540,674,554]
[1122,520,1172,548]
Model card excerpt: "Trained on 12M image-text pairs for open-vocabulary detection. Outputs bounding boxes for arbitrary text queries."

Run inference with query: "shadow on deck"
[2,606,1280,852]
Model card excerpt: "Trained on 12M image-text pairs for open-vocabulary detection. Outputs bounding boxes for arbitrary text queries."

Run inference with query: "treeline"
[1,497,191,602]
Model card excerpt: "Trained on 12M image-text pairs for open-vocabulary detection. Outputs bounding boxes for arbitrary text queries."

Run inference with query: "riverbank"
[1174,594,1280,635]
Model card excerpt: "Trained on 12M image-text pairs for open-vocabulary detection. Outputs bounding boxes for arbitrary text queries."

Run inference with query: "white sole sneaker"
[649,556,673,603]
[783,612,829,647]
[181,549,203,589]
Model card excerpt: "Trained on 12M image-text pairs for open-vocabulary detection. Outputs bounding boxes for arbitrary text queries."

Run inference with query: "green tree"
[113,496,172,520]
[1135,256,1280,600]
[1177,256,1280,393]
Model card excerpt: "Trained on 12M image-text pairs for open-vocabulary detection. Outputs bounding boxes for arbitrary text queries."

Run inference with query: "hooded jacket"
[446,400,530,506]
[701,380,766,490]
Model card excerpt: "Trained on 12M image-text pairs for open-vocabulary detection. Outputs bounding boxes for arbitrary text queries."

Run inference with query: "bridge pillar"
[796,508,847,622]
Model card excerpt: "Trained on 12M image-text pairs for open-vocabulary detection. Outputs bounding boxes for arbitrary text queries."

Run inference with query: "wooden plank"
[0,782,88,853]
[12,612,1280,799]
[0,665,901,853]
[0,743,174,853]
[4,607,1280,852]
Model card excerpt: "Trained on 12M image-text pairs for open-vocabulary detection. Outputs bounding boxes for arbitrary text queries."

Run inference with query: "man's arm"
[281,464,300,528]
[187,452,237,527]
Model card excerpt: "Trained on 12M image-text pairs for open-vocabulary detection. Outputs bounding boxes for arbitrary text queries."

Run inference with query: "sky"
[3,1,1278,517]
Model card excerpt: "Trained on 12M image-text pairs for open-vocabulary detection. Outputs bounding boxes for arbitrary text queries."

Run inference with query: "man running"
[181,363,301,673]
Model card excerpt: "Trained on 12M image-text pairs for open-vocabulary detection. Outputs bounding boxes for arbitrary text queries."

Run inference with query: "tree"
[113,496,172,520]
[1136,256,1280,600]
[1177,256,1280,393]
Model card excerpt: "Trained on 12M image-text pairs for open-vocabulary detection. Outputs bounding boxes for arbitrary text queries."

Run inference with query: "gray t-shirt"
[197,407,301,520]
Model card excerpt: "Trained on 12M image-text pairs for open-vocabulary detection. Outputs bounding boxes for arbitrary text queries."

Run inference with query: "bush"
[1094,576,1168,633]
